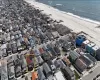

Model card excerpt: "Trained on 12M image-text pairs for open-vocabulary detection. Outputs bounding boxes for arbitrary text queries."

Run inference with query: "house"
[74,59,87,74]
[84,54,96,64]
[61,66,75,80]
[51,31,59,39]
[79,55,93,68]
[37,68,46,80]
[42,63,51,77]
[69,50,80,62]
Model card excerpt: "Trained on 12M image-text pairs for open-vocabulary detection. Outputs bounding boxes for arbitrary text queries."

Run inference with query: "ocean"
[37,0,100,22]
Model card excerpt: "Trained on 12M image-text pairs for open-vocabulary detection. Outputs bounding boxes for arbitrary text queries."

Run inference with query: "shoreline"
[24,0,100,45]
[64,12,100,25]
[36,1,100,25]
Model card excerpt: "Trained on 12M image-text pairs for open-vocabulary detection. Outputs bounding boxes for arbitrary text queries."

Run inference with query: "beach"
[24,0,100,46]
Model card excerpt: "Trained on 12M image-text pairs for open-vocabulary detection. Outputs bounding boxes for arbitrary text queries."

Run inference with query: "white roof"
[0,29,2,33]
[88,42,95,47]
[11,36,14,39]
[52,31,59,37]
[52,31,59,35]
[92,45,99,51]
[0,44,7,49]
[55,71,66,80]
[83,40,90,44]
[80,52,85,55]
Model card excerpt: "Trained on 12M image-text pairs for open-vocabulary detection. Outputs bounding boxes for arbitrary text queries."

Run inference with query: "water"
[37,0,100,22]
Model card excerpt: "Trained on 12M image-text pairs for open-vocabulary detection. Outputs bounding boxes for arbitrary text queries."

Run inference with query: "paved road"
[81,66,100,80]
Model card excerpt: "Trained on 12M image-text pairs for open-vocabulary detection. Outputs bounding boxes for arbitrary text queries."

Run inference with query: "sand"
[24,0,100,46]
